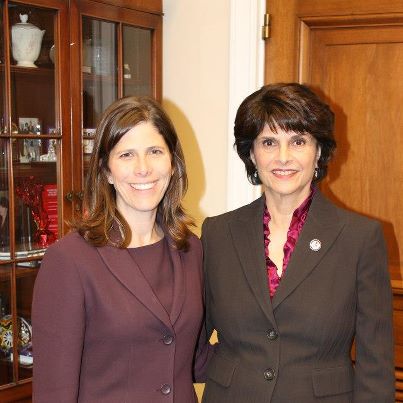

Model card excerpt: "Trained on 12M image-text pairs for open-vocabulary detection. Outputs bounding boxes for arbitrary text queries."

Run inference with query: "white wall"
[163,0,231,234]
[163,1,265,236]
[163,1,264,399]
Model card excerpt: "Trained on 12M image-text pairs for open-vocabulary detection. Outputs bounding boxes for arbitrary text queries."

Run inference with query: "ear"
[315,146,321,166]
[250,148,256,165]
[106,171,113,185]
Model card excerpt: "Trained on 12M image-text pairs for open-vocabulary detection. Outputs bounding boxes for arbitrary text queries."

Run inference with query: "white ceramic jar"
[11,14,45,68]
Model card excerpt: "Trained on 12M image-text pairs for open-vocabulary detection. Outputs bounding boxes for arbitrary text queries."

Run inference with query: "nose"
[278,143,290,164]
[134,155,150,176]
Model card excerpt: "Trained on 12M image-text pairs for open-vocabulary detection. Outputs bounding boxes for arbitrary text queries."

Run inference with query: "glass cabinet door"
[122,26,152,97]
[0,0,13,386]
[0,0,67,391]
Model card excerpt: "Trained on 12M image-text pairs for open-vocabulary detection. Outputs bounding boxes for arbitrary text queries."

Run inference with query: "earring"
[314,168,319,179]
[253,170,259,180]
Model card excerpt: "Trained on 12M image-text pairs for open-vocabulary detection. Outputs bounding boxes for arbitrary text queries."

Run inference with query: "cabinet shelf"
[0,266,38,282]
[0,64,54,77]
[83,71,117,83]
[0,162,57,191]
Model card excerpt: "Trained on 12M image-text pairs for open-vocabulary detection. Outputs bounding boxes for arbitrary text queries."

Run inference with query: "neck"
[265,189,310,228]
[122,210,163,248]
[130,226,163,247]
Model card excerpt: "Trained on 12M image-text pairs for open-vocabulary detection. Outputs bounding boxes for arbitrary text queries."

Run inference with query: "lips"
[130,181,156,190]
[271,169,298,176]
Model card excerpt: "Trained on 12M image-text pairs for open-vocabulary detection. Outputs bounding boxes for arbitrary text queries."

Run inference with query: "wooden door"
[265,0,403,399]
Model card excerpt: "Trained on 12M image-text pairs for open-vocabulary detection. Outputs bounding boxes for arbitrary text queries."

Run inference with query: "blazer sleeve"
[192,218,217,383]
[32,241,85,403]
[354,221,395,402]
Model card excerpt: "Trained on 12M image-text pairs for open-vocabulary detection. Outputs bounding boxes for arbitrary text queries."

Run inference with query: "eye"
[150,147,164,155]
[262,138,276,147]
[293,137,307,146]
[119,151,133,159]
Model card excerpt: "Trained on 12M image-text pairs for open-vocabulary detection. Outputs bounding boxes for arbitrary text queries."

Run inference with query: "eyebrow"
[258,132,307,139]
[114,144,168,153]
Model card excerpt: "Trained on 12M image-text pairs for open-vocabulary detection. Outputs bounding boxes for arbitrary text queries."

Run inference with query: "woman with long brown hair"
[33,96,209,402]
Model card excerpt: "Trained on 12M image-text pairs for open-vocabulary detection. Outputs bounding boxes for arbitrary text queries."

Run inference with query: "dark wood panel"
[92,0,162,15]
[0,381,31,402]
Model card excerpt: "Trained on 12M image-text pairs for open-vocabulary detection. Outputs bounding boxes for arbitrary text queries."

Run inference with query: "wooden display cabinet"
[0,0,162,400]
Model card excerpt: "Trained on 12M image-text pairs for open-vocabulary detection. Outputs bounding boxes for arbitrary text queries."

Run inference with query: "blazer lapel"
[97,245,172,329]
[229,196,276,325]
[166,238,185,326]
[272,191,346,310]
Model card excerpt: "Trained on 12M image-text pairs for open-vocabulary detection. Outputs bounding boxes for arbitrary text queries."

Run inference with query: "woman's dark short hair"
[72,96,193,250]
[234,83,336,185]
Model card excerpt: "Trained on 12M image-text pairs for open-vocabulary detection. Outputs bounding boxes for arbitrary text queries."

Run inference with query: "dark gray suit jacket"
[201,190,394,403]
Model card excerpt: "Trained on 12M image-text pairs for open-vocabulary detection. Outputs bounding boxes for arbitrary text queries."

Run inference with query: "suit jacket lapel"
[272,191,346,310]
[229,196,277,325]
[166,238,185,326]
[97,244,172,329]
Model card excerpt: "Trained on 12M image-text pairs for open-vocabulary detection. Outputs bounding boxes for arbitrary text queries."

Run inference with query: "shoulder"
[311,191,384,247]
[184,232,202,257]
[42,231,97,265]
[317,192,381,231]
[36,232,92,291]
[44,231,89,253]
[202,196,263,232]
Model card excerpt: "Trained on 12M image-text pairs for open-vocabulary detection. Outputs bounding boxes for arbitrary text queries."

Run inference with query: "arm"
[354,222,395,402]
[32,241,85,403]
[193,218,216,383]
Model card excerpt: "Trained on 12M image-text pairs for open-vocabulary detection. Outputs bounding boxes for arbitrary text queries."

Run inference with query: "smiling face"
[250,124,321,205]
[106,121,172,223]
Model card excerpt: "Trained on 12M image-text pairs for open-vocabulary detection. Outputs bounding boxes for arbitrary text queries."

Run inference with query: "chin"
[266,183,311,198]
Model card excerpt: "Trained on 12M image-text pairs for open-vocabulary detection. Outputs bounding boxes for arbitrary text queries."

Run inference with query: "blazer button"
[160,384,172,395]
[163,334,174,345]
[263,368,276,381]
[267,329,278,341]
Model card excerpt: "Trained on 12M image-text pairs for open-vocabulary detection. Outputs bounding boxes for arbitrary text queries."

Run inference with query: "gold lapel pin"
[309,239,321,252]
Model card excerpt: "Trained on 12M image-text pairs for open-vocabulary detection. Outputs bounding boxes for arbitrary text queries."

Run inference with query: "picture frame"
[18,117,41,134]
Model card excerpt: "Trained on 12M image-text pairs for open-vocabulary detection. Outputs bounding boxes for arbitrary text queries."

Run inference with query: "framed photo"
[18,117,41,134]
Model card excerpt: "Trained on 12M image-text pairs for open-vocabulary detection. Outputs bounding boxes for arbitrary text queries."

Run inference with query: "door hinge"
[262,13,271,40]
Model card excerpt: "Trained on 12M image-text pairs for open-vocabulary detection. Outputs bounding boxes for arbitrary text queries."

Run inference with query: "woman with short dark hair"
[201,83,394,402]
[33,96,209,402]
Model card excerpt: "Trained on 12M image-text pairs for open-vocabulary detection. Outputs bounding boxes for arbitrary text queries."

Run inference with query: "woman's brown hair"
[71,96,193,251]
[234,83,336,184]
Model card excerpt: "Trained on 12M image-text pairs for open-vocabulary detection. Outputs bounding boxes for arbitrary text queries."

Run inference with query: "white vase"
[11,14,45,68]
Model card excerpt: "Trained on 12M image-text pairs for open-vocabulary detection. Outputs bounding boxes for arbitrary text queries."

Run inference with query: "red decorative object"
[16,176,56,248]
[42,184,58,239]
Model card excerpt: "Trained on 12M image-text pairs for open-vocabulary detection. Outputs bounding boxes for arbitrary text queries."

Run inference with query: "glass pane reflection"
[0,265,14,386]
[16,266,37,378]
[9,4,57,133]
[82,17,118,128]
[0,139,9,253]
[0,2,5,134]
[123,26,152,97]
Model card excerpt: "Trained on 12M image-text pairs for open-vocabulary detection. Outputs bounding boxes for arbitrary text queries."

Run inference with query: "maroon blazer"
[32,231,209,403]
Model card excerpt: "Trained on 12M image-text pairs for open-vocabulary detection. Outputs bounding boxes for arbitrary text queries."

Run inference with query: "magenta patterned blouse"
[263,188,315,298]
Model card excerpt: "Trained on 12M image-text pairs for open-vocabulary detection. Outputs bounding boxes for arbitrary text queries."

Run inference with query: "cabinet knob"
[75,191,84,200]
[65,192,74,202]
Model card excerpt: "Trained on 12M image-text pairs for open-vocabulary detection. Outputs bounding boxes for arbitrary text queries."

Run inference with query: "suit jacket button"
[160,384,172,395]
[263,368,276,381]
[267,329,278,340]
[163,334,174,345]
